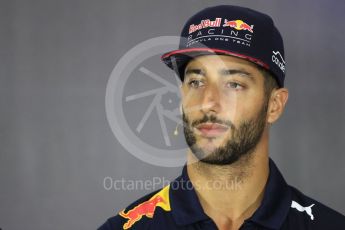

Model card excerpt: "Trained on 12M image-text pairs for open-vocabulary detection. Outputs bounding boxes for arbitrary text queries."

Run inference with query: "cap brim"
[161,48,270,79]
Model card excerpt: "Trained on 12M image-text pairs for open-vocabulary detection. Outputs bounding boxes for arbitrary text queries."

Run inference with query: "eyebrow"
[184,68,255,81]
[219,69,251,77]
[185,68,204,76]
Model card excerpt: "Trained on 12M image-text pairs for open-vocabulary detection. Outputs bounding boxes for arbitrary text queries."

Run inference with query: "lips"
[195,123,229,137]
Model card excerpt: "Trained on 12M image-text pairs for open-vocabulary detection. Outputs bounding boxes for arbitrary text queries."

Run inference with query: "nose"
[200,82,221,115]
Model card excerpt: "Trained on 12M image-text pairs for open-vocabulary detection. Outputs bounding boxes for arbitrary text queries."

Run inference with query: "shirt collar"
[169,158,292,229]
[169,165,210,226]
[249,158,292,229]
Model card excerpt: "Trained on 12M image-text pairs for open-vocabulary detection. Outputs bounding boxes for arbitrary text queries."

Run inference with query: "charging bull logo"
[223,19,254,33]
[119,185,171,229]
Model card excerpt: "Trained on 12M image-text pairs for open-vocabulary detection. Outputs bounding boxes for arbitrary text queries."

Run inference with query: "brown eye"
[188,80,205,88]
[226,82,244,90]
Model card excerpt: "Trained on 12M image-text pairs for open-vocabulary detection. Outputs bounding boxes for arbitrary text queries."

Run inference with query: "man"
[99,5,345,230]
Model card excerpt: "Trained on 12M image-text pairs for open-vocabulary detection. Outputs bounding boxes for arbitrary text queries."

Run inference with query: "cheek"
[220,91,262,124]
[219,93,242,122]
[181,89,203,111]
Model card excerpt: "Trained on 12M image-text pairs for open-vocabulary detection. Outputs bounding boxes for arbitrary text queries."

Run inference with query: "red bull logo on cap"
[189,18,222,34]
[186,18,254,48]
[119,185,171,229]
[223,19,254,33]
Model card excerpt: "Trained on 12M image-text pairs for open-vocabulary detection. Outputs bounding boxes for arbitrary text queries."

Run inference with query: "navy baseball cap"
[161,5,286,87]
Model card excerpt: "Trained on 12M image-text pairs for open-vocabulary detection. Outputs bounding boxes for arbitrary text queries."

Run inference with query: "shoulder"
[98,185,172,230]
[285,185,345,229]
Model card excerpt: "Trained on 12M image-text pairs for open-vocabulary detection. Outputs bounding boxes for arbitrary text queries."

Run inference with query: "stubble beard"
[182,101,268,166]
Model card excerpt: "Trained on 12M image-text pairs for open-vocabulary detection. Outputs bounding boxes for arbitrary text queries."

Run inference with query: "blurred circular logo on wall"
[106,36,187,167]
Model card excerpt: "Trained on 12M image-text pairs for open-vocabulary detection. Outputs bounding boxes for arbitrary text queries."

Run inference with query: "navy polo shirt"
[98,159,345,229]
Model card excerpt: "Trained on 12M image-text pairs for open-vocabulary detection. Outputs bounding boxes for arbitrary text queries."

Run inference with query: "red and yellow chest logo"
[119,185,171,229]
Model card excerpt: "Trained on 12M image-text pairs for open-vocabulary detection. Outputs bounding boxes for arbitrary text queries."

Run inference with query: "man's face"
[181,55,269,165]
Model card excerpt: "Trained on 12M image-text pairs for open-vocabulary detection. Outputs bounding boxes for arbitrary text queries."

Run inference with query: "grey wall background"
[1,0,345,229]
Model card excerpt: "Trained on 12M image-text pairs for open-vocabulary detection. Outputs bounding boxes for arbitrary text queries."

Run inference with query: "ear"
[267,88,289,124]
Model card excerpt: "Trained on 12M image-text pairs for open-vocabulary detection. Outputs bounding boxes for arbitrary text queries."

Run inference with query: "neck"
[186,132,270,230]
